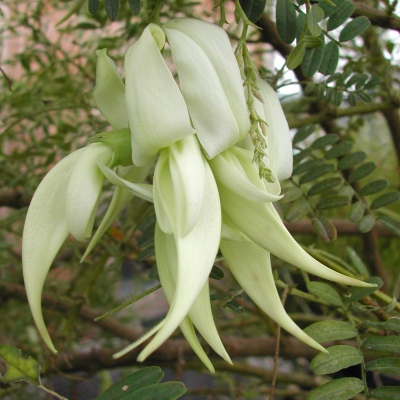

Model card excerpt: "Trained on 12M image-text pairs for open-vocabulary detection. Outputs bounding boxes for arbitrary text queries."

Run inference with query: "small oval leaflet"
[348,162,376,183]
[293,158,325,175]
[276,0,297,44]
[104,0,119,21]
[307,281,343,306]
[239,0,267,23]
[369,386,400,399]
[307,4,324,36]
[304,320,357,343]
[359,179,388,196]
[312,216,337,242]
[349,201,365,223]
[370,192,400,210]
[357,214,375,233]
[287,40,306,70]
[316,195,350,211]
[311,134,339,150]
[299,163,335,185]
[339,16,371,42]
[337,151,367,170]
[310,345,363,375]
[327,0,355,31]
[379,215,400,237]
[284,198,312,222]
[308,377,363,400]
[362,336,400,353]
[325,141,353,159]
[319,41,339,75]
[308,177,343,197]
[293,125,315,145]
[366,357,400,375]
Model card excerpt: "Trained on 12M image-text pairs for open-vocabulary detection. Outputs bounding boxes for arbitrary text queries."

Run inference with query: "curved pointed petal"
[209,147,282,202]
[220,237,326,353]
[257,78,293,181]
[138,161,222,361]
[154,135,206,236]
[82,164,152,261]
[125,24,193,166]
[156,225,231,365]
[113,320,165,359]
[94,49,128,129]
[164,19,250,144]
[98,164,153,203]
[22,149,85,353]
[65,144,113,242]
[219,185,373,287]
[164,25,248,158]
[155,225,216,371]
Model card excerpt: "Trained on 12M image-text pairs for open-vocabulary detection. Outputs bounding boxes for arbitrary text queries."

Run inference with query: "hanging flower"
[22,19,374,373]
[22,49,152,354]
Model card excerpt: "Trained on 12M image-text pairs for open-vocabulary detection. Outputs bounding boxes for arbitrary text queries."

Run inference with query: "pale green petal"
[138,162,221,361]
[164,26,246,158]
[257,78,293,181]
[98,164,153,203]
[156,225,231,365]
[219,185,373,287]
[94,49,128,129]
[209,147,282,202]
[164,19,250,144]
[125,24,193,166]
[65,144,113,242]
[82,164,152,261]
[155,225,216,372]
[220,237,327,353]
[113,320,165,359]
[153,150,174,235]
[22,148,84,353]
[154,136,206,236]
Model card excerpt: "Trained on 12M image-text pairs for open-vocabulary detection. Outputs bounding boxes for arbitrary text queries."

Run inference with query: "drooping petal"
[220,235,327,353]
[65,144,113,242]
[125,24,194,166]
[257,78,293,181]
[209,147,282,202]
[22,149,85,353]
[82,164,152,261]
[156,225,231,366]
[219,185,373,287]
[154,225,216,372]
[98,164,153,203]
[137,154,222,361]
[164,19,250,146]
[154,135,206,236]
[164,21,249,158]
[94,49,128,130]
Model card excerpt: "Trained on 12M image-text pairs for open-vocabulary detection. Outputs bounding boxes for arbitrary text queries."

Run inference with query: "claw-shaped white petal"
[220,232,327,353]
[94,49,128,130]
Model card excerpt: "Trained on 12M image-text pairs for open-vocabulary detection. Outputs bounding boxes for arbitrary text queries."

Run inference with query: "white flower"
[124,19,250,166]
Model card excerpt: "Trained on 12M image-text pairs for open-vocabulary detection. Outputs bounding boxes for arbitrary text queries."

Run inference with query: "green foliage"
[239,0,267,23]
[96,367,186,400]
[308,377,364,400]
[0,345,40,385]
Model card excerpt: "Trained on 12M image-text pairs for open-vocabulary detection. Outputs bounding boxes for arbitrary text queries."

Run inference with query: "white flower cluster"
[22,18,372,372]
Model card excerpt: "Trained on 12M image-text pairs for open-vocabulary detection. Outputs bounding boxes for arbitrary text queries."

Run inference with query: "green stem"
[94,284,162,321]
[346,312,369,397]
[149,0,164,25]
